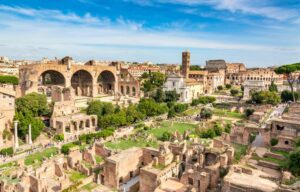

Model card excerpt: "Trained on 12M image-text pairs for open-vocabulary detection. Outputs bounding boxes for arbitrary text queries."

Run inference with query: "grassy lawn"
[213,108,245,119]
[68,170,87,183]
[147,121,198,138]
[80,182,99,191]
[0,161,16,169]
[105,138,158,150]
[251,154,287,168]
[24,147,59,166]
[232,143,248,163]
[182,108,201,116]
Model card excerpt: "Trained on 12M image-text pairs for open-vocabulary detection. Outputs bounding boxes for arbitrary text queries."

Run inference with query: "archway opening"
[97,70,115,95]
[38,70,65,96]
[71,70,93,97]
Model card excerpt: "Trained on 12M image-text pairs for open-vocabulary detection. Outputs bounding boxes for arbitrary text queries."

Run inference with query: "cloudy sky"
[0,0,300,67]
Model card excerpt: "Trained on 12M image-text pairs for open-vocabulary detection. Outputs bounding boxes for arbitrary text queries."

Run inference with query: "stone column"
[14,121,19,149]
[28,124,32,145]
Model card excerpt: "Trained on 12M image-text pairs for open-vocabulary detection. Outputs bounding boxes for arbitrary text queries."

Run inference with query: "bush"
[200,128,216,139]
[191,96,216,106]
[281,90,300,102]
[160,131,172,141]
[287,148,300,176]
[213,123,223,136]
[61,142,78,155]
[224,123,232,133]
[250,91,281,105]
[270,138,278,146]
[245,108,255,117]
[0,147,13,156]
[54,134,64,141]
[230,89,239,96]
[0,75,19,85]
[225,84,232,89]
[200,108,213,120]
[174,103,189,113]
[217,85,223,91]
[295,138,300,147]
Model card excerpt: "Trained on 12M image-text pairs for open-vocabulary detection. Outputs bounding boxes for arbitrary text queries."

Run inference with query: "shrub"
[230,89,239,96]
[174,103,189,113]
[160,131,172,141]
[61,142,78,155]
[191,96,216,106]
[54,134,64,141]
[245,108,255,117]
[287,148,300,176]
[225,84,232,89]
[199,128,216,139]
[224,123,232,134]
[213,123,223,136]
[281,90,300,102]
[0,147,13,156]
[217,85,223,91]
[200,108,213,120]
[270,138,278,146]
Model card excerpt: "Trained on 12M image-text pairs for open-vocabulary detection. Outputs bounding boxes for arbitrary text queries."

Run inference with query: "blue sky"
[0,0,299,67]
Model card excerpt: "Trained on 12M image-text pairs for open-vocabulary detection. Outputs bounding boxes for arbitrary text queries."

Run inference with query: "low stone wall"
[257,160,280,170]
[263,152,285,161]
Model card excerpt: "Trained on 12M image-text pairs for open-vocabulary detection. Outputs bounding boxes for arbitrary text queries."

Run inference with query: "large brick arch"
[39,70,66,86]
[71,69,93,97]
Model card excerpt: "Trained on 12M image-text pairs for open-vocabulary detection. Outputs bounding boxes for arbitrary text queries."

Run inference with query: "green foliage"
[199,128,216,139]
[217,85,223,91]
[14,110,45,141]
[25,147,58,165]
[15,93,49,117]
[225,84,232,89]
[174,103,189,113]
[190,65,203,71]
[0,147,13,156]
[296,138,300,147]
[152,88,165,103]
[191,96,216,106]
[269,81,278,92]
[141,72,165,93]
[274,63,300,75]
[287,148,300,176]
[250,91,281,105]
[164,90,180,103]
[78,128,114,144]
[137,98,168,117]
[213,122,223,136]
[0,75,19,85]
[249,133,257,143]
[167,107,176,118]
[54,134,64,141]
[160,131,172,141]
[270,138,279,146]
[230,89,239,96]
[245,108,255,117]
[61,142,79,155]
[200,108,213,120]
[86,101,114,117]
[224,123,232,133]
[233,143,248,162]
[281,90,300,102]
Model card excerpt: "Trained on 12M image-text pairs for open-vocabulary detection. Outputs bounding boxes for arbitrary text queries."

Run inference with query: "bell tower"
[182,51,190,78]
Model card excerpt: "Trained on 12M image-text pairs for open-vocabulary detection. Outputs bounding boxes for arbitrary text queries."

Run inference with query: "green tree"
[251,91,281,105]
[269,81,278,92]
[152,88,165,103]
[174,103,188,113]
[167,107,176,118]
[275,63,300,102]
[190,65,203,71]
[160,131,172,141]
[281,90,300,102]
[230,89,239,96]
[200,108,213,120]
[288,148,300,176]
[200,128,216,139]
[86,101,114,117]
[137,98,168,117]
[164,90,180,103]
[141,72,165,95]
[224,123,232,133]
[15,93,49,117]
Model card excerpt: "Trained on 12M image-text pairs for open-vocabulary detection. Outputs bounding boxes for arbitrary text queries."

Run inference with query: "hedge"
[0,147,14,156]
[0,75,19,85]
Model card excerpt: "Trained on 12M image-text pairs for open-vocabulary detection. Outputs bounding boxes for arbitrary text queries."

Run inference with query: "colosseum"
[18,57,140,98]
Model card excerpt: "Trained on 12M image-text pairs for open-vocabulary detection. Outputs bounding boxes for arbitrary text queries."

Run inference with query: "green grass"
[271,149,290,158]
[24,147,59,166]
[146,121,198,139]
[182,108,201,116]
[213,108,245,119]
[105,138,158,150]
[95,155,104,164]
[68,170,87,183]
[80,182,99,191]
[153,164,167,170]
[232,143,248,163]
[251,155,287,168]
[0,161,16,169]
